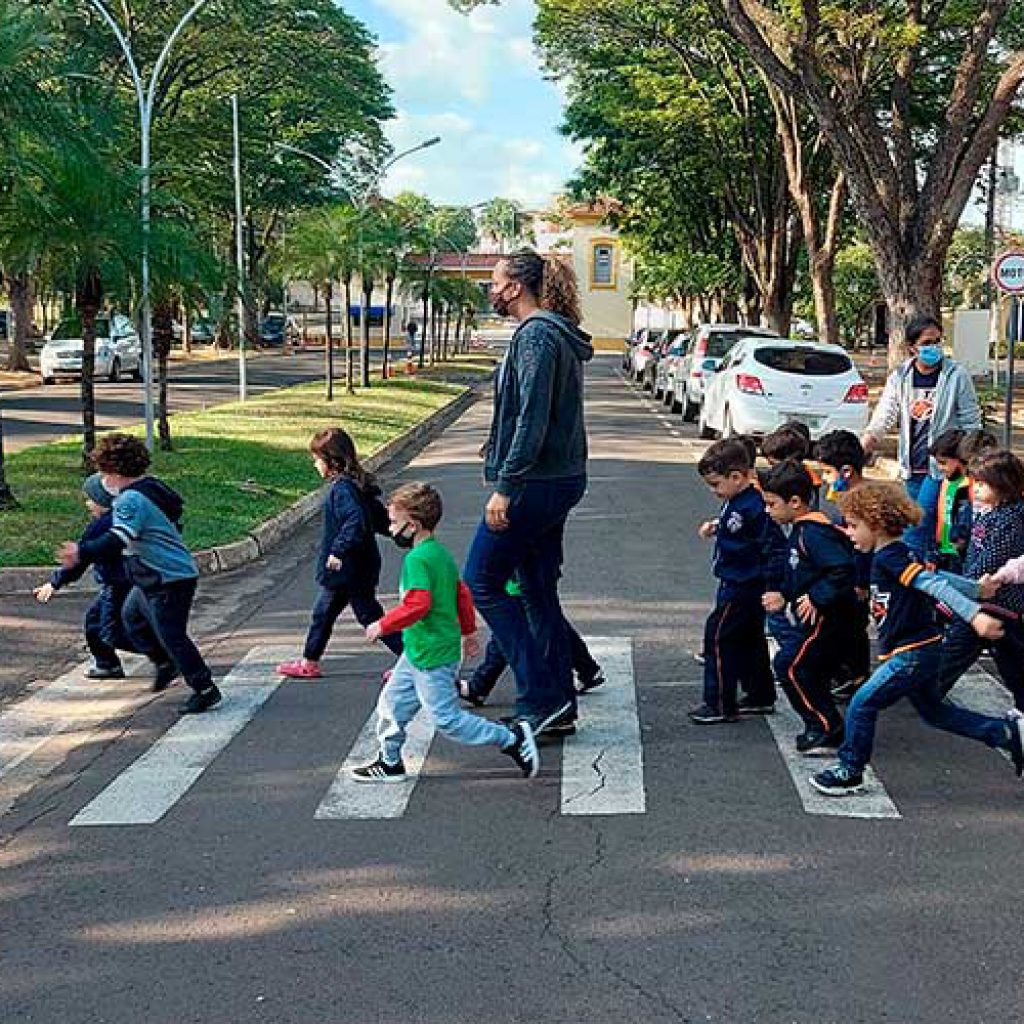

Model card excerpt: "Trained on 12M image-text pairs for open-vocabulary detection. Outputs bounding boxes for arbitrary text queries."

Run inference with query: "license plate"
[783,413,821,428]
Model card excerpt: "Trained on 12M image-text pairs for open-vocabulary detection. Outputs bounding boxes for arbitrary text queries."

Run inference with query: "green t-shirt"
[401,536,463,670]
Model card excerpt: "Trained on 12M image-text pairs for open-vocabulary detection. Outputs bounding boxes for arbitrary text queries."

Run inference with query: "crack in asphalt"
[562,746,609,808]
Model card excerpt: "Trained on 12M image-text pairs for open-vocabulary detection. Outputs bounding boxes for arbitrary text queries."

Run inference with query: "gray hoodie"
[484,310,594,495]
[865,357,982,479]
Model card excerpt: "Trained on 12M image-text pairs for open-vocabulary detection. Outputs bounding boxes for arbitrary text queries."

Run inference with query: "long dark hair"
[310,427,373,489]
[501,248,582,326]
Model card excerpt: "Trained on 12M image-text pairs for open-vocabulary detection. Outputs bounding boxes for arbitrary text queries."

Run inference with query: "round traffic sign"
[992,250,1024,294]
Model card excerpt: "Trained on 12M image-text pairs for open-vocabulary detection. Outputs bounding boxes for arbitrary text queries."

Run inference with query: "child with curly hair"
[811,482,1022,796]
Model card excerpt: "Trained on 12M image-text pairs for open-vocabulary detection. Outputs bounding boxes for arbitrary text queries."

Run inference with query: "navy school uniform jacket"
[780,512,857,612]
[317,477,386,591]
[713,484,776,600]
[51,512,130,590]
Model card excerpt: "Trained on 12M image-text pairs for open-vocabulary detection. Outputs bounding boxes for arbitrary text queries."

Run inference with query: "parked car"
[653,330,690,402]
[630,329,664,383]
[677,323,779,422]
[190,317,217,344]
[40,314,143,384]
[258,312,300,347]
[698,338,869,441]
[622,328,643,370]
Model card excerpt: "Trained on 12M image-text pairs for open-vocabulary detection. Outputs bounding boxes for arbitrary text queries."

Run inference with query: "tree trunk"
[381,277,395,380]
[77,271,102,464]
[453,306,465,358]
[325,281,335,401]
[7,272,32,372]
[343,277,355,395]
[875,255,944,370]
[152,302,175,451]
[0,405,16,510]
[442,304,452,360]
[360,282,372,388]
[419,288,430,368]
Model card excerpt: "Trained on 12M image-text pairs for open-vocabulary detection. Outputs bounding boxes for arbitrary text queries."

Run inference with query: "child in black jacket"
[35,474,134,679]
[277,428,402,679]
[761,461,853,754]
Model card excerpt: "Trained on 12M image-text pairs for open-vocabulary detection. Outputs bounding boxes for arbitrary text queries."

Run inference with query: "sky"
[342,0,581,208]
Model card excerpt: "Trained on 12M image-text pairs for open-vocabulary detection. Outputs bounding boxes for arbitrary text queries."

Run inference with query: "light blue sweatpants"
[377,654,515,765]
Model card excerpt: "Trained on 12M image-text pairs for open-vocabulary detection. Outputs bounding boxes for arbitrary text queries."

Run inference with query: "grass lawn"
[0,357,495,567]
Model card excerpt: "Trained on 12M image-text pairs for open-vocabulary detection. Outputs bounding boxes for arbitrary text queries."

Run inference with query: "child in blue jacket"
[35,474,134,679]
[277,428,402,679]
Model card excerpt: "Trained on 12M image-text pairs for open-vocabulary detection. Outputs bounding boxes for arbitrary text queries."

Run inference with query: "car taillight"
[736,374,764,395]
[844,382,869,403]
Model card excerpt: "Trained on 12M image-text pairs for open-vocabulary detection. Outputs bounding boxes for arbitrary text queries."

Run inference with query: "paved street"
[1,355,1022,1023]
[0,350,343,452]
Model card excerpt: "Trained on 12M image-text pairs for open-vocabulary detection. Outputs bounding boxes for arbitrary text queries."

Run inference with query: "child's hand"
[795,595,819,625]
[462,632,482,660]
[698,519,718,539]
[325,555,343,572]
[978,574,1001,600]
[57,542,79,569]
[365,621,383,643]
[33,583,55,604]
[971,612,1004,641]
[762,591,786,613]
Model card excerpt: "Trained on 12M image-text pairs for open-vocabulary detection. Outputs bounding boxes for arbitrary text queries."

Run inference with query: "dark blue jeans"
[84,583,135,671]
[304,585,403,661]
[937,616,1024,710]
[464,475,586,719]
[905,473,941,561]
[122,580,213,693]
[839,643,1009,774]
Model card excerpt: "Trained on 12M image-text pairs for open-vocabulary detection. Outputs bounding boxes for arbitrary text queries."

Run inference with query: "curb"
[0,384,482,595]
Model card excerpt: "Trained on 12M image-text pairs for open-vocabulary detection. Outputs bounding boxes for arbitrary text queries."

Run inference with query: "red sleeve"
[456,581,477,636]
[378,590,432,635]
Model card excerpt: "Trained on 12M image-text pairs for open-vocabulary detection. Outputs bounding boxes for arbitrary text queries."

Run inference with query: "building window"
[591,242,616,288]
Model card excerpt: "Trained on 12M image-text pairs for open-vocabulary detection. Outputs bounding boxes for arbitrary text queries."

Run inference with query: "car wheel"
[108,358,121,383]
[132,361,144,382]
[671,394,682,414]
[721,408,735,439]
[698,407,716,440]
[682,390,699,423]
[42,376,54,385]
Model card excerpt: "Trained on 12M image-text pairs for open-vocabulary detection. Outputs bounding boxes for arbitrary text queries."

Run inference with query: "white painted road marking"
[70,646,292,827]
[562,637,646,816]
[314,709,434,820]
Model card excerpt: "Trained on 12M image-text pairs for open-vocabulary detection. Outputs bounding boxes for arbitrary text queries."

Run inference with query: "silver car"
[40,314,143,384]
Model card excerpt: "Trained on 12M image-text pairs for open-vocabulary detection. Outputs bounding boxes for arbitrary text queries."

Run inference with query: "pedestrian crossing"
[0,638,1018,828]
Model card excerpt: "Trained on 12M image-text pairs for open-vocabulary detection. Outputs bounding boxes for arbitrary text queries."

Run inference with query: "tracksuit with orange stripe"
[702,484,776,717]
[771,513,855,736]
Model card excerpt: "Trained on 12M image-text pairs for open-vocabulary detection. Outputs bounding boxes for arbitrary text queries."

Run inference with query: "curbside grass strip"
[0,385,482,594]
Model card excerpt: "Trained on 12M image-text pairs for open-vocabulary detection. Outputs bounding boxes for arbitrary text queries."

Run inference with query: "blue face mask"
[916,344,943,368]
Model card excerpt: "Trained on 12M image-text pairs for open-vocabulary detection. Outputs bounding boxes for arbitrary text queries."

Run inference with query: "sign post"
[991,251,1024,446]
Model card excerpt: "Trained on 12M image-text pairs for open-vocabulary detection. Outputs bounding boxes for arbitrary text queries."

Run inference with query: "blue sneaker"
[810,764,864,796]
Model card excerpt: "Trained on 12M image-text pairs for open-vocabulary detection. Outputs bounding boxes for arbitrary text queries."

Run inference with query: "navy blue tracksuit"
[771,513,855,734]
[51,513,134,671]
[702,486,776,715]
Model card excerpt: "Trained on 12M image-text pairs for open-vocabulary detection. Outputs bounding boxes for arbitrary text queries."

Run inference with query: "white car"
[698,338,869,440]
[40,314,143,384]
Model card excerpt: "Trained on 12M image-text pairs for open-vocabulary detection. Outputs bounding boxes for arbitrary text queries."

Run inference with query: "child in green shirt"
[351,483,539,782]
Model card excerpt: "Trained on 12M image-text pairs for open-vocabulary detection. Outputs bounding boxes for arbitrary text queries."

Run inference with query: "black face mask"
[392,523,416,549]
[491,283,515,318]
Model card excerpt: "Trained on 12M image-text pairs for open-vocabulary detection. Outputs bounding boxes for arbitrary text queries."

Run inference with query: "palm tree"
[0,139,141,462]
[371,202,412,380]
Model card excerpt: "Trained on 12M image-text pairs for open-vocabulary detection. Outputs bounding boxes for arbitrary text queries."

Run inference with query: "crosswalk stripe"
[314,709,434,820]
[561,637,646,816]
[764,703,900,819]
[948,666,1014,767]
[70,646,292,827]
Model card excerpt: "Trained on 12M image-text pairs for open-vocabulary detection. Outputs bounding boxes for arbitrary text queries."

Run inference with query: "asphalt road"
[2,355,1023,1023]
[0,349,342,453]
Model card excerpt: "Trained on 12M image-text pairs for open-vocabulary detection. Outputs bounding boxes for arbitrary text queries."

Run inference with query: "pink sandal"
[276,659,322,679]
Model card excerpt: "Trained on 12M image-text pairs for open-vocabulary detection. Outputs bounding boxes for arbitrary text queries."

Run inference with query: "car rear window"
[52,318,111,340]
[753,346,852,376]
[704,331,764,358]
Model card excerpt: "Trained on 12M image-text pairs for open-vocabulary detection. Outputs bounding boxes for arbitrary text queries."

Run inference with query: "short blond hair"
[389,482,443,530]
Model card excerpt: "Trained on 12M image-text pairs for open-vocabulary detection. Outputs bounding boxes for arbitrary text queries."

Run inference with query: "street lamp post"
[232,94,247,401]
[86,0,213,450]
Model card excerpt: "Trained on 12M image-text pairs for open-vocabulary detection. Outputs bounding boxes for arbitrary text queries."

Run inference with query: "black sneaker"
[180,685,222,714]
[542,708,578,738]
[831,675,868,701]
[152,662,180,693]
[810,764,864,796]
[456,678,487,708]
[523,700,574,736]
[692,650,706,666]
[737,696,775,716]
[576,670,605,695]
[1006,710,1024,778]
[689,703,739,724]
[86,665,125,680]
[350,756,407,783]
[796,726,844,756]
[502,721,540,778]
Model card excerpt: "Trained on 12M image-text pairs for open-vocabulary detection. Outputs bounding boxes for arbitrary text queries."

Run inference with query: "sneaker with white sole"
[503,721,540,779]
[810,764,864,796]
[1006,709,1024,778]
[350,757,407,783]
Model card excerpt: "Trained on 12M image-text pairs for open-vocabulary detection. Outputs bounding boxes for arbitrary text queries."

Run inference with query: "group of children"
[693,420,1024,795]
